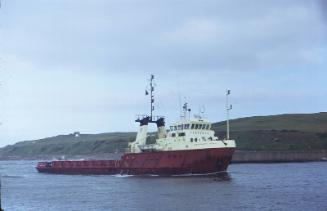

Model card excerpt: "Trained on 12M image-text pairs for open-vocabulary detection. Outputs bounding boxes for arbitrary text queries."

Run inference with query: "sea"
[0,161,326,211]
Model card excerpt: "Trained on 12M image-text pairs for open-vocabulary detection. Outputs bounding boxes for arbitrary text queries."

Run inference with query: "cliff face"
[1,112,327,160]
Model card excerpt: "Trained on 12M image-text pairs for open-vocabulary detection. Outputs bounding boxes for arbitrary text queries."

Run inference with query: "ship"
[36,75,236,176]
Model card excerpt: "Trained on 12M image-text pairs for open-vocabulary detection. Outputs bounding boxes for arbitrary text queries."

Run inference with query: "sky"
[0,0,326,147]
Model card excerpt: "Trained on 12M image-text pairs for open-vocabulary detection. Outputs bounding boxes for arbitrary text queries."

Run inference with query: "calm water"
[1,161,326,211]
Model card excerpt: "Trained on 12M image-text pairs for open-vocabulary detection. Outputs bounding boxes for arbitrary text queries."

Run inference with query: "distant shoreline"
[1,150,327,163]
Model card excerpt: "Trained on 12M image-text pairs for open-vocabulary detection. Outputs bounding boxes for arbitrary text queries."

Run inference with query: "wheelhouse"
[169,121,211,132]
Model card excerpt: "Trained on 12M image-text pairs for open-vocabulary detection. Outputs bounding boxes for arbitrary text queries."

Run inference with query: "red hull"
[36,148,234,176]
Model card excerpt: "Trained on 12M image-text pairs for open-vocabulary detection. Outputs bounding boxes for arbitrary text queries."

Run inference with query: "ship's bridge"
[163,118,217,143]
[149,117,235,151]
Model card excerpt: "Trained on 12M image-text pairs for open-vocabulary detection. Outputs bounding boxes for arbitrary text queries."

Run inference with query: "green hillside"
[1,112,327,158]
[213,112,327,151]
[0,132,136,158]
[212,112,327,132]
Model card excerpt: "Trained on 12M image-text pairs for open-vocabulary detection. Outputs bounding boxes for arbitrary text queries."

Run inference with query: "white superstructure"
[133,119,235,153]
[129,75,236,153]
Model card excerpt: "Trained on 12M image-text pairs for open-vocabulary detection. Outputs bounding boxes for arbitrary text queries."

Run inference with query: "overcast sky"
[0,0,326,147]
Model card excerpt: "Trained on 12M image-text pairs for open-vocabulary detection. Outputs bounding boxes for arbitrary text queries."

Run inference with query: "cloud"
[319,0,327,21]
[1,0,326,73]
[0,0,326,145]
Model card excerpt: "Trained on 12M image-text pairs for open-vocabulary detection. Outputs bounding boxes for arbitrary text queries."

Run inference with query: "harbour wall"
[231,150,327,163]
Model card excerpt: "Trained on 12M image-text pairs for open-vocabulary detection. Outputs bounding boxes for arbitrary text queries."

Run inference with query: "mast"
[149,74,154,121]
[138,74,162,123]
[136,74,164,124]
[226,90,232,140]
[183,102,187,119]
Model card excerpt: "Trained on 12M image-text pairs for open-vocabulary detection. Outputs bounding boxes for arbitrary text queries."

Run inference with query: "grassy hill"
[0,133,136,158]
[1,112,327,158]
[213,112,327,151]
[212,112,327,132]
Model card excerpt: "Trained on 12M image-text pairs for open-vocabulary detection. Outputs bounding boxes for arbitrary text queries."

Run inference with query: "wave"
[112,174,135,178]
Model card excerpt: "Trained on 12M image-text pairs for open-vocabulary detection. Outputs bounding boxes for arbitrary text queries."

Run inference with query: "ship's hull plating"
[36,148,234,176]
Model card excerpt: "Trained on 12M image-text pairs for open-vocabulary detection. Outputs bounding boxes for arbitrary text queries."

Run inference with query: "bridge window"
[178,125,182,130]
[198,124,202,129]
[206,125,210,130]
[195,124,199,129]
[191,124,195,129]
[178,132,185,137]
[174,126,177,130]
[172,133,176,137]
[184,124,190,129]
[170,126,174,131]
[202,124,206,129]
